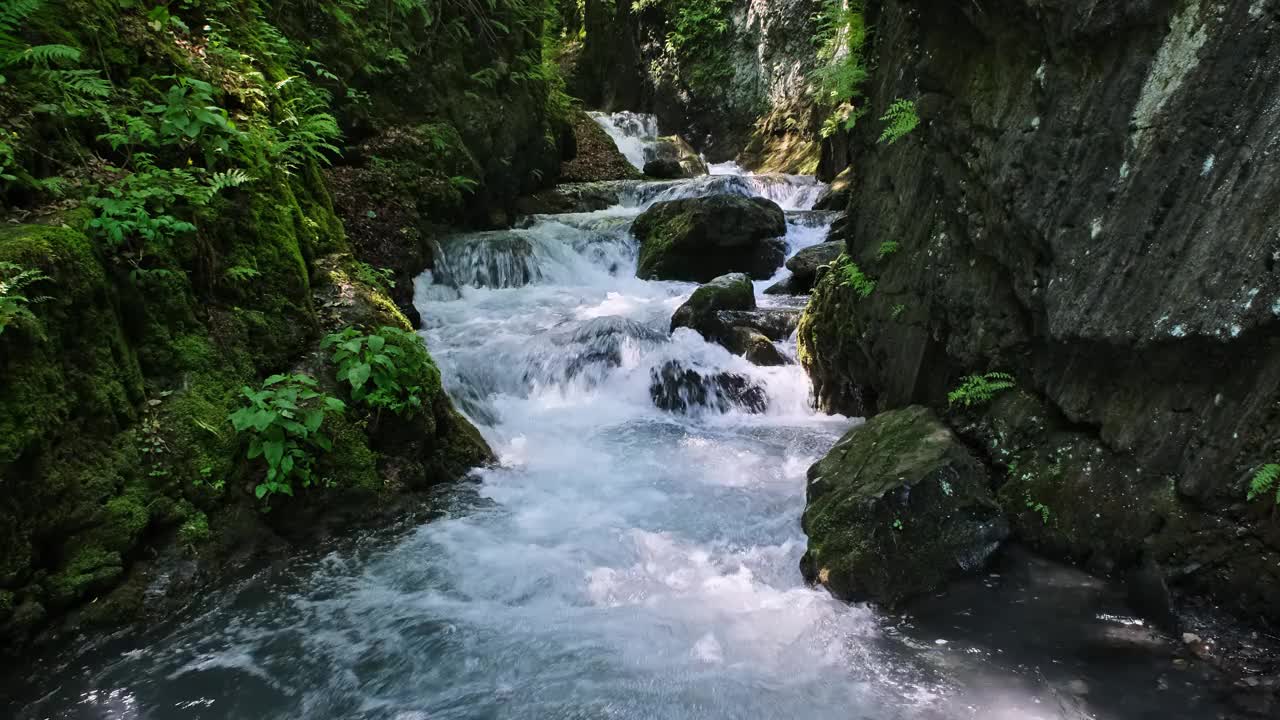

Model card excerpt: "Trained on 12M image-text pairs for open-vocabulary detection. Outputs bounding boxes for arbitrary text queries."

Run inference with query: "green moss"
[179,511,212,546]
[0,221,144,466]
[320,414,382,497]
[44,547,124,609]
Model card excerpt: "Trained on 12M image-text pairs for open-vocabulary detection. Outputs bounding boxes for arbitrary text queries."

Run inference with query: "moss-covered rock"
[643,136,708,178]
[559,110,643,182]
[632,194,787,281]
[801,406,1009,607]
[670,272,756,338]
[733,328,788,367]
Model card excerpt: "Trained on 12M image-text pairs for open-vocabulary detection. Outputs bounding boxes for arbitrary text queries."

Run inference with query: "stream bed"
[5,117,1242,720]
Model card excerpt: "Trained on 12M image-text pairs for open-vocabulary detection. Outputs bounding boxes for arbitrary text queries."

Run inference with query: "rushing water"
[8,122,1239,720]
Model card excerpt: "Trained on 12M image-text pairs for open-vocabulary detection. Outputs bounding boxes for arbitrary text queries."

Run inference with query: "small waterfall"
[589,111,662,171]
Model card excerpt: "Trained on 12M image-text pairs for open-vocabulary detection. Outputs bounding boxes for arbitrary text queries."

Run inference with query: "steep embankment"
[0,0,566,655]
[574,0,823,170]
[799,0,1280,624]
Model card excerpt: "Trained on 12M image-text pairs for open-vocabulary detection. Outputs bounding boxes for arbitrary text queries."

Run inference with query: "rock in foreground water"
[801,406,1008,607]
[632,194,787,281]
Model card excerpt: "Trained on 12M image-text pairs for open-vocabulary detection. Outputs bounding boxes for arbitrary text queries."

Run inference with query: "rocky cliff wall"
[576,0,823,169]
[799,0,1280,623]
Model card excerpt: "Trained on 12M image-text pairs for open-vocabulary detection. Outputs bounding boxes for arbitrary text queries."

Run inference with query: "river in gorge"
[6,114,1238,720]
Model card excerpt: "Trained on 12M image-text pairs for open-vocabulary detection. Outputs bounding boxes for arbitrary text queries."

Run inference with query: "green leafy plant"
[87,158,249,267]
[1248,463,1280,505]
[890,303,905,319]
[878,99,919,145]
[836,254,876,298]
[947,371,1016,408]
[877,240,900,259]
[322,325,440,419]
[144,76,242,161]
[227,373,346,502]
[1024,490,1051,524]
[0,0,110,117]
[354,261,396,291]
[268,89,341,170]
[811,0,868,137]
[0,261,50,336]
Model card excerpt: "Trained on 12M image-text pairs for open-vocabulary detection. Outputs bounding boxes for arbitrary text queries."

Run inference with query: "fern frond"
[878,99,919,145]
[19,43,81,67]
[1247,463,1280,504]
[948,372,1016,408]
[209,168,254,193]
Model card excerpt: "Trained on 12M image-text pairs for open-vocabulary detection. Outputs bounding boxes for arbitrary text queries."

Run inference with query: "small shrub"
[947,371,1015,408]
[322,325,440,418]
[1248,463,1280,505]
[876,240,900,259]
[227,373,346,502]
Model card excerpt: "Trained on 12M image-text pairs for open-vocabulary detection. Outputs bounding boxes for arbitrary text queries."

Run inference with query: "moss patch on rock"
[801,406,1008,607]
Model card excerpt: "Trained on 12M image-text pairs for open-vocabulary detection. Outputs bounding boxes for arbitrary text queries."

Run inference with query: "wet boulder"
[728,327,788,367]
[801,406,1008,607]
[782,241,844,294]
[643,135,709,179]
[643,157,686,179]
[715,309,801,341]
[670,273,755,343]
[632,194,787,281]
[649,360,768,414]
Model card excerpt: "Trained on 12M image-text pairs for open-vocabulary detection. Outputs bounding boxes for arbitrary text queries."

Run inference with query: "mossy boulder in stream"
[801,406,1009,607]
[632,194,786,281]
[643,136,708,179]
[670,272,755,340]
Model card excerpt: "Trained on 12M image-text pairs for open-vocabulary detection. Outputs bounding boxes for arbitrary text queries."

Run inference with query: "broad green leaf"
[367,335,385,352]
[348,362,371,389]
[263,439,285,468]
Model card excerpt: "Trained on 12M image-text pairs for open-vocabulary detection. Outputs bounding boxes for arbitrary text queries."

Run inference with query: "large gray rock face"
[800,0,1280,623]
[632,194,787,281]
[801,406,1008,607]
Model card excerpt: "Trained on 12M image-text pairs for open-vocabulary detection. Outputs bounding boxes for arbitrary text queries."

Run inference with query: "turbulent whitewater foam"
[617,173,827,212]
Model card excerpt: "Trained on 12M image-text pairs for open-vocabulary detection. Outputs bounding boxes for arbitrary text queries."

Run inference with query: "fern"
[17,43,80,67]
[877,240,900,259]
[836,254,876,298]
[1248,463,1280,505]
[948,372,1016,409]
[878,99,920,145]
[209,169,254,193]
[0,261,51,337]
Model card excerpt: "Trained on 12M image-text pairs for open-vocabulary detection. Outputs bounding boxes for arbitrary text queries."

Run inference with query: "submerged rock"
[649,360,768,414]
[631,194,787,281]
[670,272,756,343]
[552,316,669,380]
[801,406,1008,607]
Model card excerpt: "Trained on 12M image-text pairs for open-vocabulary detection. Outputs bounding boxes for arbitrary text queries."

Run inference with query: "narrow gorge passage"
[11,116,1236,720]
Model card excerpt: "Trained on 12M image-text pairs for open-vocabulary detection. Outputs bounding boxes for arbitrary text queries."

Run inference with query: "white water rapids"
[10,115,1234,720]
